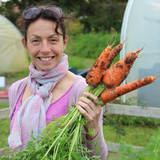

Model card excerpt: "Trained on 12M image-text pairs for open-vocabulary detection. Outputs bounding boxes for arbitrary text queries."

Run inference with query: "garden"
[1,0,160,159]
[1,33,160,159]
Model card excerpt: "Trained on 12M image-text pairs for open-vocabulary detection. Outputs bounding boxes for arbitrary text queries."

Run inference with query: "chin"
[36,64,57,71]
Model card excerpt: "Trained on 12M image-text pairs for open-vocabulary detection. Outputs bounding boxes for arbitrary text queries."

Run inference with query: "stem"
[37,107,77,148]
[87,83,107,105]
[68,114,83,160]
[42,109,80,159]
[53,143,60,160]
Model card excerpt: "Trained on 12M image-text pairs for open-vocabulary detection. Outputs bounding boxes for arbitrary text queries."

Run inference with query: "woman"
[8,5,108,159]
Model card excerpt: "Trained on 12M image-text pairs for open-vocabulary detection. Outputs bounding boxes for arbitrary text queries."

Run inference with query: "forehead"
[27,18,62,37]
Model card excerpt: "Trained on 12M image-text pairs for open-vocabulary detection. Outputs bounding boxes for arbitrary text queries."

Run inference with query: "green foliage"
[0,118,158,154]
[103,125,157,147]
[103,114,160,129]
[118,128,160,160]
[0,0,126,33]
[68,56,95,70]
[0,119,10,149]
[66,32,120,59]
[0,108,100,160]
[103,102,160,143]
[66,18,84,35]
[78,1,126,33]
[104,114,126,142]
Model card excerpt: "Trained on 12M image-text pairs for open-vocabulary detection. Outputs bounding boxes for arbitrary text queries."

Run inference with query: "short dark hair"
[18,5,66,42]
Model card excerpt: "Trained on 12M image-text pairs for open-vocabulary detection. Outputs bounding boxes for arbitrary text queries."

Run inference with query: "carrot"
[86,45,111,86]
[106,40,125,69]
[100,76,157,104]
[102,47,143,88]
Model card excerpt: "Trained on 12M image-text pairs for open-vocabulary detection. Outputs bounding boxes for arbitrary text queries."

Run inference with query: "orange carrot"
[86,45,111,86]
[106,40,125,69]
[100,76,157,104]
[102,48,143,88]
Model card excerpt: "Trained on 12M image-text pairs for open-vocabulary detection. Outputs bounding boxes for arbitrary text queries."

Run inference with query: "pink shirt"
[11,86,72,130]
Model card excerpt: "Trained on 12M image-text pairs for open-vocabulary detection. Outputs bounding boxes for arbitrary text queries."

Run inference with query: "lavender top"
[8,75,108,159]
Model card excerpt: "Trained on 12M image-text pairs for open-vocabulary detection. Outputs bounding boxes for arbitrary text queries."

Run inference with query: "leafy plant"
[66,18,84,35]
[66,33,120,59]
[103,113,160,129]
[118,128,160,160]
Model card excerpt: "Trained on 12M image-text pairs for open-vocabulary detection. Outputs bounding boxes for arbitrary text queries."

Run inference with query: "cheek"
[28,50,35,58]
[28,46,38,56]
[54,44,64,54]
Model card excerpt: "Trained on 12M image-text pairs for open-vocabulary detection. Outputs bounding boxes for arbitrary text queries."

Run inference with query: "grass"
[0,118,10,149]
[103,125,157,147]
[0,102,9,109]
[66,32,120,59]
[68,56,95,70]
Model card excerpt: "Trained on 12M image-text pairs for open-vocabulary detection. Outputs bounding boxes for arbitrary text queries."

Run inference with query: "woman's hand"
[76,92,102,140]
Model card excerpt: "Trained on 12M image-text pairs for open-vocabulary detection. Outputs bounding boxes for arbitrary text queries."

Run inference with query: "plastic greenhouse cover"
[0,14,29,73]
[120,0,160,107]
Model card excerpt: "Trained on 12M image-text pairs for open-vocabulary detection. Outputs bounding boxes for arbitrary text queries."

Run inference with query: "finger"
[79,95,102,114]
[76,99,101,120]
[79,96,98,111]
[76,104,93,121]
[83,92,99,104]
[76,99,94,113]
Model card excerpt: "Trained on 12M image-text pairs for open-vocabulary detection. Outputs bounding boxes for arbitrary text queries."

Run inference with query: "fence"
[1,102,160,155]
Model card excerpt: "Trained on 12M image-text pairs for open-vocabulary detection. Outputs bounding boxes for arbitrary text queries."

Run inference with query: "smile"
[38,56,54,61]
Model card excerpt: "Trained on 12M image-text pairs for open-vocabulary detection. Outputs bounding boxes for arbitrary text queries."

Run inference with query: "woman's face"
[22,18,68,71]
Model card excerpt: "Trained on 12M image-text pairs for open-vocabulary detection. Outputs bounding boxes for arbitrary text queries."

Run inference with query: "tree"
[0,0,127,33]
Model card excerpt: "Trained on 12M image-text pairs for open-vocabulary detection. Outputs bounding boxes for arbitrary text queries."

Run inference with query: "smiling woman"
[7,5,107,160]
[22,19,68,71]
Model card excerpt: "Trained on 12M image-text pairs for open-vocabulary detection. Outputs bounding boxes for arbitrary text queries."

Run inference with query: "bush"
[66,18,84,35]
[103,114,160,128]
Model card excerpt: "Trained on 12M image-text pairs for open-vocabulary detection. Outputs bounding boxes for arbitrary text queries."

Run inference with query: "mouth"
[38,56,55,62]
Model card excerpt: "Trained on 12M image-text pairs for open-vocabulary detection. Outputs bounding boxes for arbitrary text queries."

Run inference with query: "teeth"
[39,57,53,61]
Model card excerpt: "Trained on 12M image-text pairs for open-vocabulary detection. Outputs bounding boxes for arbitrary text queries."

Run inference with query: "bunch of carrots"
[1,41,158,160]
[86,41,157,104]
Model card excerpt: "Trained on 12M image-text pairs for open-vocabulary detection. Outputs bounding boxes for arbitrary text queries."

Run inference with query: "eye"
[32,39,39,43]
[50,38,57,42]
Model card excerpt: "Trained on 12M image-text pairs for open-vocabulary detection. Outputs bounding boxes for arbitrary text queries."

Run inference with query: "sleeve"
[8,77,28,119]
[8,83,17,119]
[69,75,88,105]
[83,108,108,160]
[69,76,108,160]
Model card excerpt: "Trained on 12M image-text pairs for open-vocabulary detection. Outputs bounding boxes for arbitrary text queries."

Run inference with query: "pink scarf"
[8,54,68,150]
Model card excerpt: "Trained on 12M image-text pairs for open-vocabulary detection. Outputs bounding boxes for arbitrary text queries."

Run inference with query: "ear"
[22,37,28,52]
[63,35,68,50]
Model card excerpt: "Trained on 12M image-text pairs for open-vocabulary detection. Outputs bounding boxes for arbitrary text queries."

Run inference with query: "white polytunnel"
[120,0,160,107]
[0,14,29,73]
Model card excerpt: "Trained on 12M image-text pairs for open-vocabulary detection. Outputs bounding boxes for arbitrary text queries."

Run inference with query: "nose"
[40,41,51,54]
